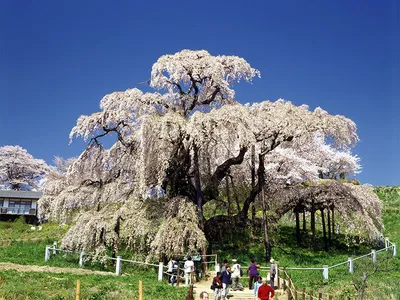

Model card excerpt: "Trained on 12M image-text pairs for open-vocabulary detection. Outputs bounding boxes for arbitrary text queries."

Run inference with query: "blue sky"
[0,0,398,186]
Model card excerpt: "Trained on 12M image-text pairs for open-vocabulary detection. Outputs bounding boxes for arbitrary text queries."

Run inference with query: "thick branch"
[203,147,248,204]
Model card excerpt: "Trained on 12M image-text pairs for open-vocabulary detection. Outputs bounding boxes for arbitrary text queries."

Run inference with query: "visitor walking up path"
[193,273,285,300]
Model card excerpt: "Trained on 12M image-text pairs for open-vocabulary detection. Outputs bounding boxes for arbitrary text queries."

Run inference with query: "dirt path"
[0,262,115,276]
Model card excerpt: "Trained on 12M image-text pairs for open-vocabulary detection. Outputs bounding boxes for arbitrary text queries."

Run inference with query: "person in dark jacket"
[212,272,222,300]
[220,266,231,300]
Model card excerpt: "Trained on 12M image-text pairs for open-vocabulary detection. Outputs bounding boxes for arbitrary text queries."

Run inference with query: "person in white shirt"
[231,259,243,291]
[184,256,194,286]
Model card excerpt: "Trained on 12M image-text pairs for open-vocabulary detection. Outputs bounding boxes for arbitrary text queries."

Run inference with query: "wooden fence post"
[277,262,280,289]
[288,276,292,300]
[328,295,333,300]
[318,292,322,299]
[302,288,306,300]
[139,280,143,300]
[348,257,354,273]
[53,241,57,255]
[177,265,180,286]
[158,261,164,281]
[116,256,122,276]
[79,251,84,267]
[309,290,313,300]
[45,245,50,262]
[323,265,328,280]
[75,279,81,300]
[371,250,376,264]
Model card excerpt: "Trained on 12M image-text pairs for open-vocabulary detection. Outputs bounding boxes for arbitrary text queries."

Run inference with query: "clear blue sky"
[1,0,399,186]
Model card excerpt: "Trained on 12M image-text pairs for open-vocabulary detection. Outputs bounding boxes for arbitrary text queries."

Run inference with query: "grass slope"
[215,186,400,299]
[0,219,187,299]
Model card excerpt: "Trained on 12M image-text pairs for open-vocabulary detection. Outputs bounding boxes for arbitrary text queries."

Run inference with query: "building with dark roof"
[0,190,42,223]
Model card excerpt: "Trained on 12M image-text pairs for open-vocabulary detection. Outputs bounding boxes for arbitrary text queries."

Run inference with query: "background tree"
[0,145,49,191]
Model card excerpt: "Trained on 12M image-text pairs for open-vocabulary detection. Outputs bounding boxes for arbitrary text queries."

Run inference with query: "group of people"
[167,256,196,287]
[209,258,276,300]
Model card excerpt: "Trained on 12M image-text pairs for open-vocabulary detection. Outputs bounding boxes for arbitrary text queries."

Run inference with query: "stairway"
[193,280,286,300]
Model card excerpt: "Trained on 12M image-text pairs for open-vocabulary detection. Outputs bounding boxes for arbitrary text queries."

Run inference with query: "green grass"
[0,269,187,300]
[0,219,188,299]
[1,187,399,299]
[0,218,68,242]
[214,186,400,299]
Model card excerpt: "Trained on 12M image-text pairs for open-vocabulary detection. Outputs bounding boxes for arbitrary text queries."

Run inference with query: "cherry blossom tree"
[40,49,379,262]
[0,145,49,191]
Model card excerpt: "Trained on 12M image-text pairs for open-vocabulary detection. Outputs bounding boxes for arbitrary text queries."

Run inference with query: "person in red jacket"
[257,278,275,300]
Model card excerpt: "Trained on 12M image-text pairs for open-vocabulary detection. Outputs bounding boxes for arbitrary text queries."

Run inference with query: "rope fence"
[45,243,219,282]
[276,236,396,281]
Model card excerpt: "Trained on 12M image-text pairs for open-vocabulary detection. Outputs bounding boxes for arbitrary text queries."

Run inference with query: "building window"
[8,200,32,215]
[0,199,3,207]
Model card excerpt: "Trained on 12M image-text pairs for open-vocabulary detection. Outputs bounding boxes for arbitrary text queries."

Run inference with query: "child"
[253,276,263,297]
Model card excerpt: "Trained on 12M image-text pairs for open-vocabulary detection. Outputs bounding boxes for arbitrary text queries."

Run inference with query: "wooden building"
[0,190,42,223]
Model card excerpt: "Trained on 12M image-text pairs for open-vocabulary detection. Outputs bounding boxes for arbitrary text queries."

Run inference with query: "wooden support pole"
[277,262,280,289]
[327,208,331,244]
[311,200,316,249]
[331,206,335,235]
[309,290,313,300]
[302,288,306,300]
[138,280,143,300]
[288,275,293,300]
[329,296,333,300]
[75,280,81,300]
[321,209,328,251]
[295,209,301,244]
[177,265,180,286]
[318,292,322,299]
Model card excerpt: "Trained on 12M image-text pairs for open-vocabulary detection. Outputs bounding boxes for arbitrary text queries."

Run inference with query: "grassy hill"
[214,186,400,299]
[0,219,188,299]
[0,187,398,299]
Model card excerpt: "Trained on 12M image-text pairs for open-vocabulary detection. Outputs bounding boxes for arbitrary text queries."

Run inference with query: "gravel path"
[0,262,115,276]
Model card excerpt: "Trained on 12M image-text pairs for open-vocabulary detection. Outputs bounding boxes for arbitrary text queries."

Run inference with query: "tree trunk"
[321,209,328,251]
[251,145,256,230]
[225,176,232,216]
[193,144,207,272]
[311,199,316,249]
[295,209,301,245]
[230,177,241,213]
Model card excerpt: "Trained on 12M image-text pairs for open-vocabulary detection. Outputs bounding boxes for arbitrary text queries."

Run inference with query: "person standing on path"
[220,259,228,273]
[221,265,231,300]
[257,278,275,300]
[269,259,276,289]
[253,276,263,297]
[184,256,194,287]
[247,259,260,289]
[212,272,223,300]
[231,259,243,291]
